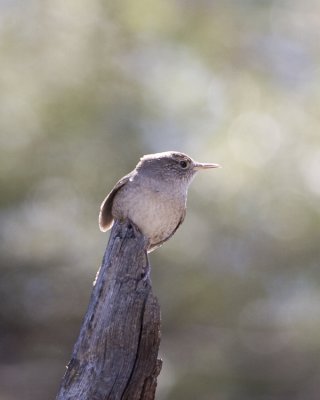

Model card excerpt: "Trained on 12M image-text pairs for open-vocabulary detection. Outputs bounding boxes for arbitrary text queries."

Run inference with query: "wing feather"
[98,172,133,232]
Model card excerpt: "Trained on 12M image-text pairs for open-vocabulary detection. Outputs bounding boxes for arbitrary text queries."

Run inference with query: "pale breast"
[112,180,186,246]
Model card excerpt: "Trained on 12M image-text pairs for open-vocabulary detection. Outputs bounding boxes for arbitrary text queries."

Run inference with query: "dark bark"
[56,220,162,400]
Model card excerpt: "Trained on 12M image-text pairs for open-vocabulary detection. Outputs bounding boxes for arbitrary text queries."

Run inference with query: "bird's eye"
[179,160,188,169]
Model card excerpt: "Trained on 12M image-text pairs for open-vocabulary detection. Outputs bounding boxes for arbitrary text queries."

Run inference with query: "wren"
[99,151,220,252]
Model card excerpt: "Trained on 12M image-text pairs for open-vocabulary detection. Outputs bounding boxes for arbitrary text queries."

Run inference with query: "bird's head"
[137,151,220,186]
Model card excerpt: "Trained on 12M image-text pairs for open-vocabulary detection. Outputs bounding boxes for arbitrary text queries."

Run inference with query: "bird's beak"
[193,162,221,170]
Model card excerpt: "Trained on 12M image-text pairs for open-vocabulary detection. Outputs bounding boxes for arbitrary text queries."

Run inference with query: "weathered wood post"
[56,219,162,400]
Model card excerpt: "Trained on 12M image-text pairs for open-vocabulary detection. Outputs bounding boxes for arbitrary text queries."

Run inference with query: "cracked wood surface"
[56,220,162,400]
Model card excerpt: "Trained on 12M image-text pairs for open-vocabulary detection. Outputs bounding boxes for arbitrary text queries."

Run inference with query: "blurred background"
[1,1,320,399]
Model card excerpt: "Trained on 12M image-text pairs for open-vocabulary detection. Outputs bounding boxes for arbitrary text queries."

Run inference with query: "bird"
[99,151,220,252]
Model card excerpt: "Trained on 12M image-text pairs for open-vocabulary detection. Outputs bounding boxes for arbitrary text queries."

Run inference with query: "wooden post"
[56,219,162,400]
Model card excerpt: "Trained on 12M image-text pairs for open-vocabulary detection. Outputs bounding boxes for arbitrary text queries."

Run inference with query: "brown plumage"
[99,151,219,252]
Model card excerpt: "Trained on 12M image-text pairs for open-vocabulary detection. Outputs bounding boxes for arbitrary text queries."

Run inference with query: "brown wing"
[147,208,186,253]
[99,172,134,232]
